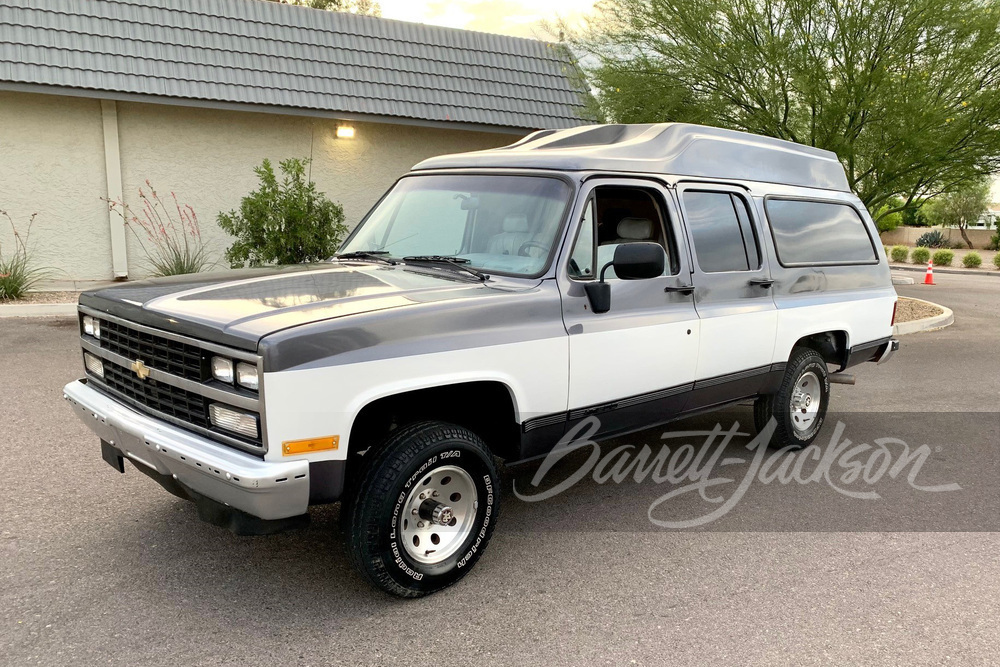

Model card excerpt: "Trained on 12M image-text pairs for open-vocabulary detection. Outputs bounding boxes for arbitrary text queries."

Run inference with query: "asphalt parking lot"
[2,271,999,666]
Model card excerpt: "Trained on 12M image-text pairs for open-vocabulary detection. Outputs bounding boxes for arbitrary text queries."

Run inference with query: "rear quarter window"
[765,199,877,265]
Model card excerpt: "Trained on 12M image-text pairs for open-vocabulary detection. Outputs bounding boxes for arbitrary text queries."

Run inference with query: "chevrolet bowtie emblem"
[131,359,151,381]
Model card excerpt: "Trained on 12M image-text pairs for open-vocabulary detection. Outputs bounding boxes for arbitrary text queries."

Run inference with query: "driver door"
[557,178,700,439]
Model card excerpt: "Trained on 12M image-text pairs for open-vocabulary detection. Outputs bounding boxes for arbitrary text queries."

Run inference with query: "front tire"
[346,421,500,597]
[754,347,830,449]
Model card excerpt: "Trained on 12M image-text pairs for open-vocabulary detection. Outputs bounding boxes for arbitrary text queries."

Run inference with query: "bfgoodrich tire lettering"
[346,421,500,598]
[754,347,830,450]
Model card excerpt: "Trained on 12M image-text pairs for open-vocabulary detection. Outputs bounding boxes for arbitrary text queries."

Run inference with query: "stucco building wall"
[0,91,112,281]
[0,90,519,281]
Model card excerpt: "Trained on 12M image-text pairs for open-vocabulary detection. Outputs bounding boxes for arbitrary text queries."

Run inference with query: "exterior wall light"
[336,125,355,139]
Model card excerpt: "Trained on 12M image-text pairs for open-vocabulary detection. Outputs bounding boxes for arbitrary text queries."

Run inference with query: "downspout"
[100,99,128,279]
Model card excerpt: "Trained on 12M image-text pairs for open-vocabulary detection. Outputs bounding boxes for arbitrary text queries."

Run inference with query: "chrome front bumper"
[64,379,309,521]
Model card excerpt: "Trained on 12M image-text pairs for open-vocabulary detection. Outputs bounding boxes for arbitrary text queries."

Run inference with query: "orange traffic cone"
[923,260,935,285]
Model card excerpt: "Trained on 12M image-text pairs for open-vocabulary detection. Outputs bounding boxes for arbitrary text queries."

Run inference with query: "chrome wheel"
[400,465,478,565]
[789,370,821,433]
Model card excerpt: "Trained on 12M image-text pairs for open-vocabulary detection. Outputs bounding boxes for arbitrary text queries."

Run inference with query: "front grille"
[100,319,205,381]
[81,312,264,453]
[102,360,212,430]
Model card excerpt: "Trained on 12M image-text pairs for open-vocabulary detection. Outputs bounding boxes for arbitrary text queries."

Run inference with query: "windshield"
[340,174,573,277]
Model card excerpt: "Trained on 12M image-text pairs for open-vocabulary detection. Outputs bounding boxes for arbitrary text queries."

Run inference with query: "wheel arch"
[346,378,523,460]
[787,328,851,369]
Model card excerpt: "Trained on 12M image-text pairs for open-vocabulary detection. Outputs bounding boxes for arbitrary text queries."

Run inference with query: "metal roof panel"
[1,0,588,130]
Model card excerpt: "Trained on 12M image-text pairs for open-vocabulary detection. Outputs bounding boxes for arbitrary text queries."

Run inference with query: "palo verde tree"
[573,0,1000,219]
[922,177,992,248]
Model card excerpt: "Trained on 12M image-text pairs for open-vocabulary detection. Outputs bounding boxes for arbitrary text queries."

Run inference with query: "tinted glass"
[732,195,761,269]
[766,199,877,264]
[684,191,756,272]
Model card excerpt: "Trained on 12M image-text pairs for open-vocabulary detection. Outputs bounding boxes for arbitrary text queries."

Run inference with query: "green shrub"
[962,251,983,268]
[890,245,909,262]
[875,210,902,233]
[911,247,931,264]
[932,249,954,266]
[0,211,50,300]
[994,253,1000,269]
[987,232,1000,251]
[218,158,348,267]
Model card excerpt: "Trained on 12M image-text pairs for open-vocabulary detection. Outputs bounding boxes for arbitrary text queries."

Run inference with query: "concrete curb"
[0,303,77,318]
[893,297,954,336]
[890,263,1000,278]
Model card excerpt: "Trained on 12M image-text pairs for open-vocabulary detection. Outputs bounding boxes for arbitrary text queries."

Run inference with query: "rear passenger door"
[675,184,778,408]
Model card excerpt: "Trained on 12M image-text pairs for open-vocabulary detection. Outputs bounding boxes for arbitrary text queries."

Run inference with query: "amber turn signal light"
[282,436,340,456]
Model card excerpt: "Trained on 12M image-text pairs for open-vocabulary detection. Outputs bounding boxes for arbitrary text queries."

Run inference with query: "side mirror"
[611,242,665,280]
[584,242,665,314]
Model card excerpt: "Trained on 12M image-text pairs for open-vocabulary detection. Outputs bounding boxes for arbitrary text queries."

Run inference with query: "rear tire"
[754,347,830,450]
[346,421,500,598]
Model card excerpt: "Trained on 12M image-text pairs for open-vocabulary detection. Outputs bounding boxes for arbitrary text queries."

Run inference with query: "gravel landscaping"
[0,291,80,305]
[895,296,943,323]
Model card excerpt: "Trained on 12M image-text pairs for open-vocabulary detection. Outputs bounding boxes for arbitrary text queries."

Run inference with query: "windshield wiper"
[402,255,489,281]
[334,251,398,265]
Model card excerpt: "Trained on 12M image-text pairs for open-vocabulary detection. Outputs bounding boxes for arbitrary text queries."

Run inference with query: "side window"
[765,199,877,265]
[568,186,677,280]
[684,191,761,273]
[568,198,596,279]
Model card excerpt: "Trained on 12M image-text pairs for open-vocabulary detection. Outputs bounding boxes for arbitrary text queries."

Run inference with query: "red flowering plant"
[0,210,50,300]
[106,181,213,277]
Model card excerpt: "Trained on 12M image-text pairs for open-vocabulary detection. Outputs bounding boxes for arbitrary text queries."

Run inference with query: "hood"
[80,263,527,351]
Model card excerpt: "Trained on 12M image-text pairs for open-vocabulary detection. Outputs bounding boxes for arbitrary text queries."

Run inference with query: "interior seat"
[613,217,654,243]
[487,215,532,256]
[597,217,658,278]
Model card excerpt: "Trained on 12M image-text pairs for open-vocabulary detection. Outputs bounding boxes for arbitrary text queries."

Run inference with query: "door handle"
[664,284,695,295]
[748,279,775,288]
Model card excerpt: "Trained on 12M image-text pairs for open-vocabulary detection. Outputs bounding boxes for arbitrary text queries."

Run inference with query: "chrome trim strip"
[84,375,265,456]
[522,412,567,432]
[80,337,259,412]
[78,305,259,363]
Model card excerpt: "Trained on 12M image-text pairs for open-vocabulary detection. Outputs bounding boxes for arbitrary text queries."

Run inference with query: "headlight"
[209,404,259,439]
[236,362,258,391]
[211,356,234,384]
[83,316,101,339]
[83,352,104,378]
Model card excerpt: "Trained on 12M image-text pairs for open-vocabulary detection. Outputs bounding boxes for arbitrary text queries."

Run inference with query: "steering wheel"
[518,241,550,257]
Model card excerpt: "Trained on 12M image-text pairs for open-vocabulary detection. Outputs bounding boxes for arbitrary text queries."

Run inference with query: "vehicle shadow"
[88,405,993,610]
[87,409,759,608]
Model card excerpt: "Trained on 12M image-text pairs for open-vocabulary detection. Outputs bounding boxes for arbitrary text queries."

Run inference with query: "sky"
[375,0,597,40]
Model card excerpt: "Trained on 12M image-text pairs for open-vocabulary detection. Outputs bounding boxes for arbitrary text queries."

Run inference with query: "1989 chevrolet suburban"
[66,123,898,597]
